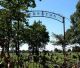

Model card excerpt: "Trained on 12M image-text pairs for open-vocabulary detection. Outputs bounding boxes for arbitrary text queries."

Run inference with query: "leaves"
[51,33,64,45]
[70,0,80,44]
[0,0,42,55]
[25,21,49,48]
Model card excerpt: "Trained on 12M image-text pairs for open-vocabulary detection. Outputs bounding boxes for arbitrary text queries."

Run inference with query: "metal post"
[63,17,65,45]
[62,17,65,54]
[63,17,67,64]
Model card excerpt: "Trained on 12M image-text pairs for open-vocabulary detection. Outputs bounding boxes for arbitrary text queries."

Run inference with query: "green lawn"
[0,52,80,68]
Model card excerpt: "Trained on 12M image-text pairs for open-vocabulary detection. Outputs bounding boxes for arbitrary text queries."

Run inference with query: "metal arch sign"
[26,10,65,23]
[25,10,66,47]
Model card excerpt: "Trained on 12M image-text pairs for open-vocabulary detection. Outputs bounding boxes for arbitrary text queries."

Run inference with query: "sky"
[20,0,79,51]
[0,0,79,51]
[29,0,78,35]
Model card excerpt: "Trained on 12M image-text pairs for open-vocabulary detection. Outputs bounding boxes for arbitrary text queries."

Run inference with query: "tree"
[0,0,42,56]
[51,33,66,55]
[70,1,80,44]
[65,27,75,44]
[0,9,9,57]
[10,21,27,55]
[25,21,49,55]
[54,48,62,53]
[51,33,70,66]
[67,49,71,52]
[68,0,80,62]
[72,46,80,52]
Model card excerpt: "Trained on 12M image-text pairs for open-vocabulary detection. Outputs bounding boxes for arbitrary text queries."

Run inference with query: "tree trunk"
[7,41,10,57]
[1,46,5,58]
[62,45,66,57]
[62,45,68,68]
[6,19,11,57]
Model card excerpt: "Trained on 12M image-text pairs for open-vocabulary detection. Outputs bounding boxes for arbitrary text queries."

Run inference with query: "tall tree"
[65,27,75,44]
[0,9,9,57]
[0,0,42,56]
[24,21,49,55]
[51,33,70,66]
[70,1,80,44]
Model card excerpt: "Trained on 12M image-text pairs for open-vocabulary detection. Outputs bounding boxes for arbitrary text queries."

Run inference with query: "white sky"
[20,43,75,51]
[0,43,78,51]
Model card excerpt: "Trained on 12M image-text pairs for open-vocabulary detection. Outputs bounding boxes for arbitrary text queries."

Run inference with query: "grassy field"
[0,52,80,68]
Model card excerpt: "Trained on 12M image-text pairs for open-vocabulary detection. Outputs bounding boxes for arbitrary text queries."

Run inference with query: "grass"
[0,51,80,68]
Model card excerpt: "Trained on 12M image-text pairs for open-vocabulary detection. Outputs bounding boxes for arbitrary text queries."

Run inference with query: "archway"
[26,10,65,47]
[23,10,66,68]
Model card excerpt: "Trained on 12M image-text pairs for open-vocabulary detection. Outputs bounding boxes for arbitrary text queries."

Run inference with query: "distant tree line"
[54,46,80,53]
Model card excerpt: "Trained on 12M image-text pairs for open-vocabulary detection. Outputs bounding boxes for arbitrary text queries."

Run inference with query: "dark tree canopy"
[0,0,42,56]
[70,1,80,44]
[72,46,80,52]
[25,21,49,48]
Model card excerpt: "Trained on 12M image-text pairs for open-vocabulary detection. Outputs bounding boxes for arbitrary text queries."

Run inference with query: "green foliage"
[65,27,74,44]
[72,46,80,52]
[51,33,66,53]
[70,1,80,44]
[0,0,42,56]
[25,21,49,49]
[54,48,62,53]
[1,52,79,68]
[51,33,64,45]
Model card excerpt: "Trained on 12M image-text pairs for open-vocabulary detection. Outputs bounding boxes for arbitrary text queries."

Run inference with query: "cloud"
[19,43,63,51]
[20,44,28,50]
[45,43,62,51]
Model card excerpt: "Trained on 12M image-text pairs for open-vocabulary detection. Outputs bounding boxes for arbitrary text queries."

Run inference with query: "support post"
[63,17,67,65]
[62,17,65,52]
[63,17,65,46]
